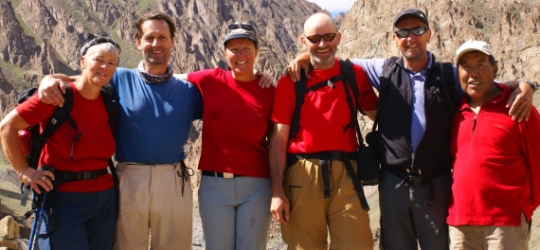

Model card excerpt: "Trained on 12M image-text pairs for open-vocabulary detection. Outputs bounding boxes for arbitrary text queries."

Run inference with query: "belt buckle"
[223,172,234,179]
[81,171,92,180]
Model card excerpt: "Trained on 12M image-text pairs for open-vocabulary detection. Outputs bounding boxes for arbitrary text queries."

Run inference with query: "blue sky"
[307,0,355,17]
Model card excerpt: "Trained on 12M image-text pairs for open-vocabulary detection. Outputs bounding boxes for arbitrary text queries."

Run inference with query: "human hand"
[283,52,311,82]
[21,168,55,194]
[38,75,77,107]
[255,70,275,88]
[507,81,533,122]
[270,190,290,225]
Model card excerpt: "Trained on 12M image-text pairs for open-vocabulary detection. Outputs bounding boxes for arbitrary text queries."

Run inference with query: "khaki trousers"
[449,213,530,250]
[112,162,193,250]
[282,159,373,250]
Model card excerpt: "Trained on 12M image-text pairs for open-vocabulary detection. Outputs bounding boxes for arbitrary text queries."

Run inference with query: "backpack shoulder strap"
[27,83,75,169]
[100,83,117,132]
[339,59,367,147]
[339,59,364,114]
[379,56,400,92]
[290,69,308,138]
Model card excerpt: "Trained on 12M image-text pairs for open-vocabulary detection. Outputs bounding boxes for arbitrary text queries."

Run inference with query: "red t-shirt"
[271,58,378,153]
[448,84,540,226]
[16,82,115,192]
[188,69,275,178]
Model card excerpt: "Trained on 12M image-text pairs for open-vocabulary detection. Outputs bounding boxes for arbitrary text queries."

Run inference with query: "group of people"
[0,7,538,250]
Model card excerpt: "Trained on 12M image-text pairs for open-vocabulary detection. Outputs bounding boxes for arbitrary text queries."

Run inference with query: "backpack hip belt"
[52,168,109,183]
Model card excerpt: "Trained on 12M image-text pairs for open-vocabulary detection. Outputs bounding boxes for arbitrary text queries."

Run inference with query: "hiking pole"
[28,190,47,250]
[28,166,55,250]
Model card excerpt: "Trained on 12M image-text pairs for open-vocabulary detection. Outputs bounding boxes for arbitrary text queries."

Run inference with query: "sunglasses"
[80,35,121,56]
[227,23,254,31]
[394,26,428,38]
[303,33,338,43]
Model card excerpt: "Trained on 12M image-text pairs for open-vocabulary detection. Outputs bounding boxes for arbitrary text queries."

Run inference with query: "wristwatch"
[526,80,539,93]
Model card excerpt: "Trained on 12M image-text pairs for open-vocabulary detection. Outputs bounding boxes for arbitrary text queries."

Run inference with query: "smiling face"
[136,19,175,74]
[224,38,259,81]
[457,51,498,102]
[80,44,119,88]
[302,13,341,70]
[393,16,431,64]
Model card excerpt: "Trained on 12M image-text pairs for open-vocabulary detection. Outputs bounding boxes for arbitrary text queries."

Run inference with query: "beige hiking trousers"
[112,162,193,250]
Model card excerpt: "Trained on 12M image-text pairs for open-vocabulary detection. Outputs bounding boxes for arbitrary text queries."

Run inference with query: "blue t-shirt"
[352,54,462,151]
[110,68,202,164]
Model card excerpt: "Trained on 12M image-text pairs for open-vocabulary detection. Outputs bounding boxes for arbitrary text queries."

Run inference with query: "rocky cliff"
[0,0,323,113]
[339,0,540,85]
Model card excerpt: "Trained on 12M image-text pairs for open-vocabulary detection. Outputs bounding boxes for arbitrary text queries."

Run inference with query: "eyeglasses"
[303,33,338,43]
[394,26,428,38]
[80,35,121,56]
[227,23,254,31]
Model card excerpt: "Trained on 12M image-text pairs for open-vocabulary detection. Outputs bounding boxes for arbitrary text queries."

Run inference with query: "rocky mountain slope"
[0,0,323,112]
[339,0,540,83]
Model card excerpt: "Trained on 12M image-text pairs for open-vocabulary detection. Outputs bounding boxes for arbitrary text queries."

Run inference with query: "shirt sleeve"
[520,108,540,209]
[270,76,295,125]
[187,69,216,90]
[352,65,378,112]
[351,58,386,90]
[15,94,55,126]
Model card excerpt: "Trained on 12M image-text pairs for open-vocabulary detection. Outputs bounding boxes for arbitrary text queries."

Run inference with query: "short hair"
[488,55,497,66]
[134,12,177,40]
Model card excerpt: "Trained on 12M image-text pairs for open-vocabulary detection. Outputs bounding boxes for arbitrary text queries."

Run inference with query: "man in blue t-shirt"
[39,12,201,250]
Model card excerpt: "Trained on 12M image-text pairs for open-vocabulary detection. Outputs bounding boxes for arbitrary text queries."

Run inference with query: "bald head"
[301,13,341,70]
[303,13,337,35]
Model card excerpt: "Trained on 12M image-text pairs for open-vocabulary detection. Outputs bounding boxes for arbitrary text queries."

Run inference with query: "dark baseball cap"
[223,22,259,48]
[393,8,429,28]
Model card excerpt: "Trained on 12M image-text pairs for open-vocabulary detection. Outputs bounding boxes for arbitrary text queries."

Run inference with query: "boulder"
[0,216,20,240]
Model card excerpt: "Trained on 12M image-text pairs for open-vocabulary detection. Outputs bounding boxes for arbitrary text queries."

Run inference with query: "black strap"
[343,158,370,211]
[27,84,75,170]
[290,70,308,137]
[290,70,345,137]
[54,168,108,182]
[109,158,119,220]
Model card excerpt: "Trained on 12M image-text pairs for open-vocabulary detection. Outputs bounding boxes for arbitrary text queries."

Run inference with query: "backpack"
[288,59,377,211]
[17,83,119,212]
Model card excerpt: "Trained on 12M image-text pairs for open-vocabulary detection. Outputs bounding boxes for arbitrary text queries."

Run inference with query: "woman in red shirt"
[178,23,275,250]
[0,36,121,250]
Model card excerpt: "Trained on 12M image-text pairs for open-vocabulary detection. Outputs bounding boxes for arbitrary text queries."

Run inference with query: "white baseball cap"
[455,40,493,64]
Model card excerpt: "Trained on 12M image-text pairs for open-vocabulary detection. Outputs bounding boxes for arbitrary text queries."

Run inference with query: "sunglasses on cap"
[303,33,338,43]
[227,23,254,31]
[80,35,121,56]
[394,26,428,39]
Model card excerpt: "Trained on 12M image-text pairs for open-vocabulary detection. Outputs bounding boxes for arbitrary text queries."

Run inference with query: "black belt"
[54,168,109,183]
[287,151,370,211]
[382,165,450,206]
[201,171,243,178]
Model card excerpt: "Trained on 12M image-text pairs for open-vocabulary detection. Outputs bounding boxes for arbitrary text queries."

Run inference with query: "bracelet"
[17,167,29,180]
[526,80,539,93]
[28,170,41,185]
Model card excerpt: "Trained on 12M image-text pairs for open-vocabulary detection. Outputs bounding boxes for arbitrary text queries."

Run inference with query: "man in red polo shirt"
[269,13,378,250]
[448,40,540,249]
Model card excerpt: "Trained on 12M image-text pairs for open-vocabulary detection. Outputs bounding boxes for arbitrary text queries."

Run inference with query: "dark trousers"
[379,170,451,250]
[38,188,116,250]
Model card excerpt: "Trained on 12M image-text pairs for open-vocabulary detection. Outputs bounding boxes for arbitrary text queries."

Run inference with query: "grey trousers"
[198,175,272,250]
[379,169,452,250]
